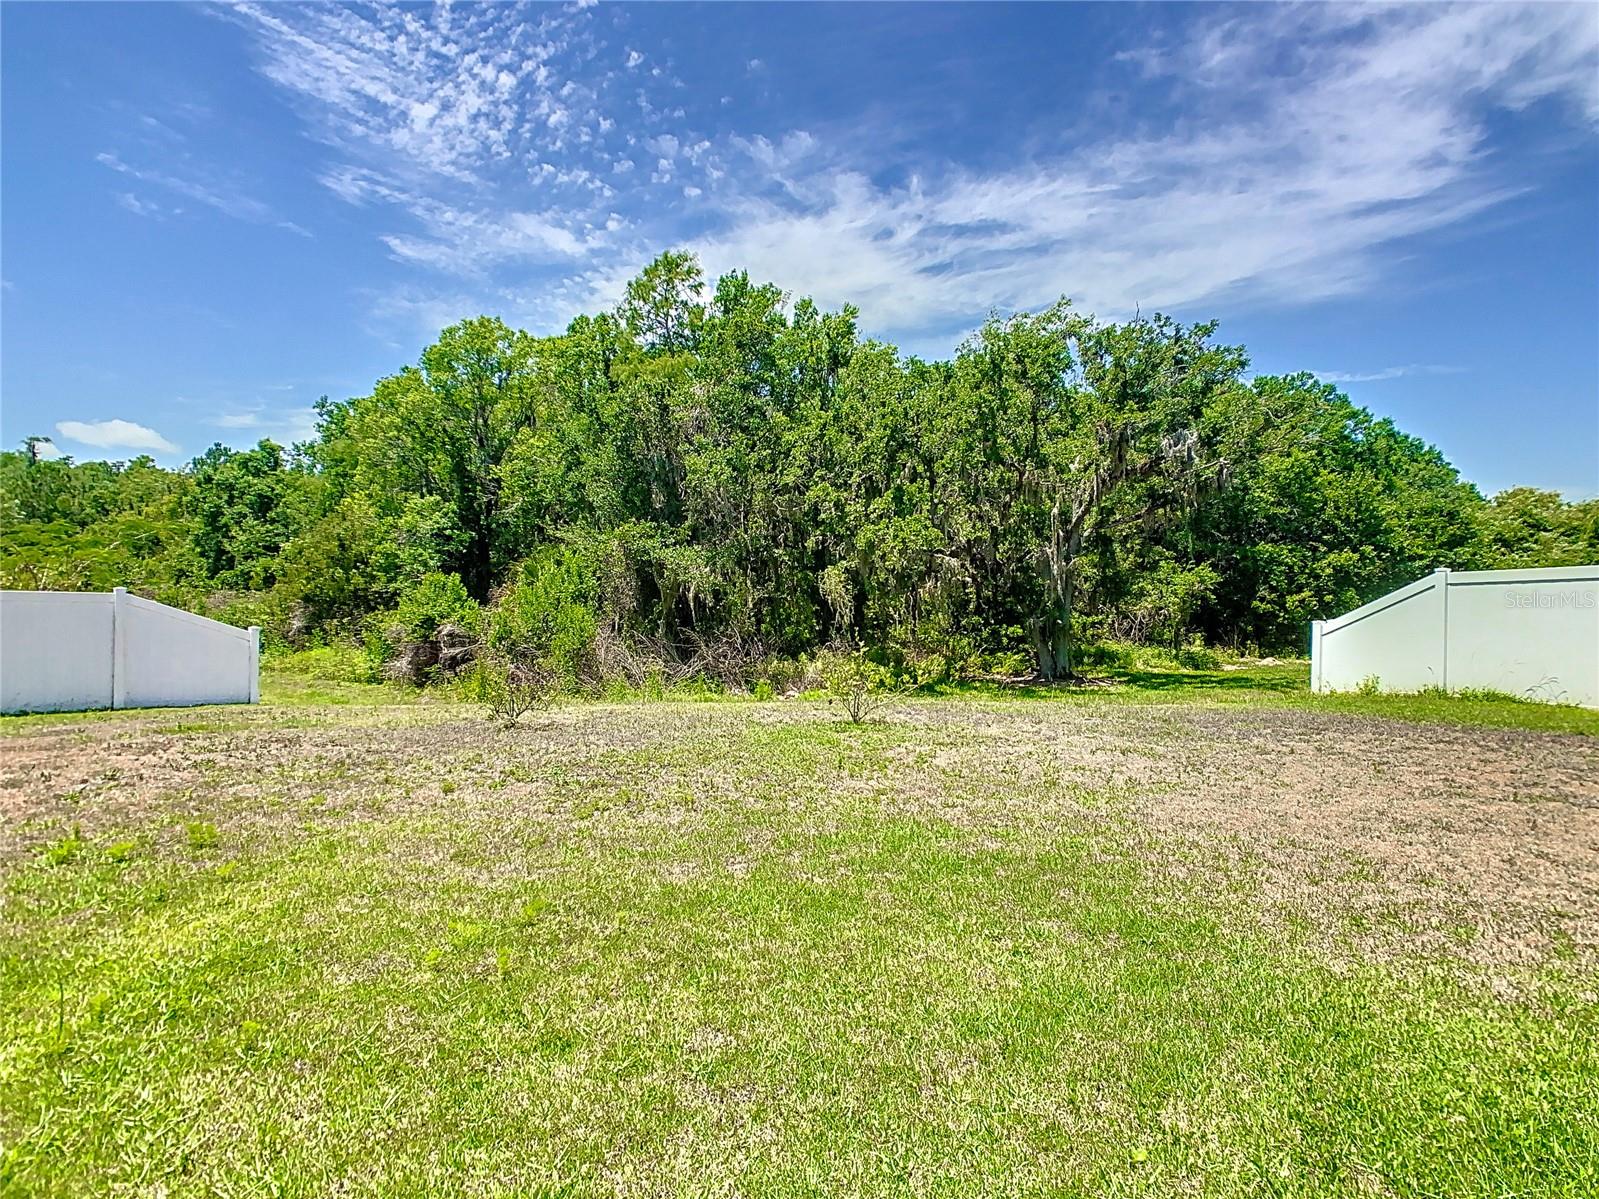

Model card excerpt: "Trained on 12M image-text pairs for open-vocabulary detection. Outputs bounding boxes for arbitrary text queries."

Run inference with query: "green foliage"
[188,441,304,589]
[488,548,598,688]
[38,825,88,866]
[4,254,1590,680]
[393,572,481,641]
[318,316,539,601]
[463,652,557,726]
[267,642,382,684]
[1168,374,1485,650]
[1474,488,1599,568]
[0,450,198,597]
[821,648,896,723]
[183,821,220,851]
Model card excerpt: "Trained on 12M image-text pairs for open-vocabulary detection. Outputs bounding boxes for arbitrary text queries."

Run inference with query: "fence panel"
[1313,566,1599,707]
[0,591,116,713]
[1443,568,1599,706]
[0,589,260,714]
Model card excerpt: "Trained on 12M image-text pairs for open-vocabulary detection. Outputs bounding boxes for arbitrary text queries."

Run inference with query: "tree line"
[4,252,1595,683]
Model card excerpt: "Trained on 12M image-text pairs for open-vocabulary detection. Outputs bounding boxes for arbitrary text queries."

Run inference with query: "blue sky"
[3,1,1596,497]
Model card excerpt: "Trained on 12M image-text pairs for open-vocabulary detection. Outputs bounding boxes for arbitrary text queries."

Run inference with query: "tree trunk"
[1031,581,1073,680]
[657,577,680,641]
[464,524,494,603]
[1032,494,1077,681]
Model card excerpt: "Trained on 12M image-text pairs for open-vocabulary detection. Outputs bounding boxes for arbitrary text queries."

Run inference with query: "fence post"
[111,587,128,710]
[248,626,261,704]
[1434,567,1451,692]
[1309,620,1325,693]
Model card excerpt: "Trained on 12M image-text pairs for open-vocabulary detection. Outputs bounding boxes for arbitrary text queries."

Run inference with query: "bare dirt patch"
[893,702,1599,969]
[3,698,1595,973]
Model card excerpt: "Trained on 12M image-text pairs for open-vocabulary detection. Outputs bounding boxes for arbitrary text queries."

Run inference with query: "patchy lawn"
[3,678,1596,1196]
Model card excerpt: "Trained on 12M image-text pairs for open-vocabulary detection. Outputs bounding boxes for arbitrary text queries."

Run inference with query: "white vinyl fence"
[0,588,260,714]
[1311,566,1599,707]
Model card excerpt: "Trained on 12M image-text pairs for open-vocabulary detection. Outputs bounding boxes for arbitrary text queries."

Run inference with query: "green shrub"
[759,657,807,694]
[1452,686,1523,703]
[1174,638,1220,670]
[1075,639,1227,673]
[821,649,896,723]
[39,826,87,867]
[972,649,1030,677]
[267,641,381,683]
[1074,641,1136,669]
[394,572,481,641]
[461,654,556,726]
[489,549,598,689]
[184,821,220,851]
[206,590,297,650]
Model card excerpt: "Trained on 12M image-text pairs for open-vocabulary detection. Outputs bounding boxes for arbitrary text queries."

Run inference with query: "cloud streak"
[97,152,310,236]
[666,3,1598,345]
[56,418,179,454]
[1314,365,1467,385]
[224,1,1598,347]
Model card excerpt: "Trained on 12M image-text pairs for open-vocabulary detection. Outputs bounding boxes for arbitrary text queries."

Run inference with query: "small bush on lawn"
[1174,637,1221,670]
[185,821,220,851]
[465,653,557,727]
[38,826,88,867]
[822,649,897,723]
[490,549,599,691]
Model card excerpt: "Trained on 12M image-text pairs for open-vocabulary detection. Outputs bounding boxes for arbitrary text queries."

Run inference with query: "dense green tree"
[188,441,303,589]
[323,317,539,600]
[1164,375,1485,650]
[930,308,1247,676]
[0,448,197,597]
[1474,488,1599,568]
[5,254,1587,673]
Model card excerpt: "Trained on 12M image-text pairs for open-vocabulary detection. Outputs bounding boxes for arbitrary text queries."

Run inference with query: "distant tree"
[0,448,196,596]
[1475,488,1599,568]
[941,306,1247,678]
[188,441,300,588]
[327,316,539,600]
[2,257,1580,668]
[620,250,704,353]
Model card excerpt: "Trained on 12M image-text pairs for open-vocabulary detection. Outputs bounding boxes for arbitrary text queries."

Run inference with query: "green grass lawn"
[3,670,1596,1196]
[937,662,1599,736]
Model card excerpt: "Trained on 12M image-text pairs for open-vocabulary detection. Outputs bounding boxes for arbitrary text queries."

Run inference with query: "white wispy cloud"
[204,402,320,445]
[223,1,1597,349]
[97,152,309,236]
[115,192,165,218]
[1314,365,1467,385]
[319,165,599,274]
[227,1,611,183]
[56,418,179,454]
[226,0,629,287]
[212,411,264,429]
[656,3,1599,345]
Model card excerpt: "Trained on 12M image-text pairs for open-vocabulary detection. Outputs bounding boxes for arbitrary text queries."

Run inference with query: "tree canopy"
[4,252,1593,680]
